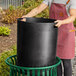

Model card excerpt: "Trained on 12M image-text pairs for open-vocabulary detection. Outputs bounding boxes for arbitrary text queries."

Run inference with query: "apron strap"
[66,0,70,5]
[52,0,70,5]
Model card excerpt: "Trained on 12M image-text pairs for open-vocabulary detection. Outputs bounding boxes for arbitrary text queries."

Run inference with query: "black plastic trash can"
[17,17,58,67]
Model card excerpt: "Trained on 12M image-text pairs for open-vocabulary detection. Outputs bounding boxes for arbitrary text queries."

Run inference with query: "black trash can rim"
[17,17,56,23]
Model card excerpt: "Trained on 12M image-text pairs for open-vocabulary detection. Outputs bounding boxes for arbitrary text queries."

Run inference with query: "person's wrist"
[22,15,28,18]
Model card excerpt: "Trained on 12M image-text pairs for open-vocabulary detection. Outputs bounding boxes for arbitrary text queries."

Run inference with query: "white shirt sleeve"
[70,0,76,9]
[42,0,49,6]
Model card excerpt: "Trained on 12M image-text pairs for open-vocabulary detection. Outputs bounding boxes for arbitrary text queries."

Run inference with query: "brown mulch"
[0,21,17,53]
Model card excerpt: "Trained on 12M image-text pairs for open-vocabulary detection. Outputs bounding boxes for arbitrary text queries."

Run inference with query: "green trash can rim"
[5,55,61,70]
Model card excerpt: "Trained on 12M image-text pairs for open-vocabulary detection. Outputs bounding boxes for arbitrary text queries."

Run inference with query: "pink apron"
[49,0,75,59]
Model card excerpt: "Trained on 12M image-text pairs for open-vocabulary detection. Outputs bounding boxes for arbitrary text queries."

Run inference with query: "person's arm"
[21,3,48,21]
[55,8,76,28]
[55,0,76,28]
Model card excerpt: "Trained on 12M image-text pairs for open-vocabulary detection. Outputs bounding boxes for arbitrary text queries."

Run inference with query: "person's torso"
[48,0,71,16]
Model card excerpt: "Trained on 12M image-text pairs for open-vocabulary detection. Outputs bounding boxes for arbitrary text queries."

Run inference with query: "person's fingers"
[54,21,58,26]
[21,18,26,21]
[56,23,61,28]
[21,15,27,18]
[54,21,57,23]
[54,20,59,23]
[54,22,60,28]
[22,16,25,18]
[54,20,59,27]
[55,24,58,27]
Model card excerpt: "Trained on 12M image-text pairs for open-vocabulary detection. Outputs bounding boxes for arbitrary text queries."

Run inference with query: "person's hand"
[54,20,63,28]
[21,18,26,22]
[22,15,27,18]
[21,15,27,21]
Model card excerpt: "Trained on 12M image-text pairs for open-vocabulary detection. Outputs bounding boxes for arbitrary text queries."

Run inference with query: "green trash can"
[5,55,61,76]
